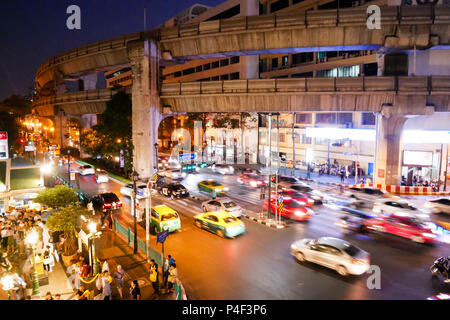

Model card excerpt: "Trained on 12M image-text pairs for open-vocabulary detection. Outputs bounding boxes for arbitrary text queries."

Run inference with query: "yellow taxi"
[194,211,246,238]
[197,180,229,196]
[151,205,181,234]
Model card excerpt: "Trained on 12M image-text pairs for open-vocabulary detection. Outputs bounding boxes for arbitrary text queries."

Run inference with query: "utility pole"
[67,149,71,187]
[145,180,152,262]
[292,113,296,177]
[132,170,139,254]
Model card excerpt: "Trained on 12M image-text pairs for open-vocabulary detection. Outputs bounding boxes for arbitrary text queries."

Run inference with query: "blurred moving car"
[263,198,313,221]
[237,173,267,188]
[198,180,229,196]
[290,237,370,276]
[425,198,450,215]
[92,192,122,213]
[373,198,430,220]
[95,169,109,183]
[201,198,243,218]
[160,168,186,180]
[285,183,324,205]
[211,164,234,175]
[150,205,181,234]
[78,165,95,176]
[365,213,437,244]
[271,175,302,187]
[336,207,376,234]
[194,211,246,238]
[345,187,390,208]
[120,183,148,199]
[273,190,314,207]
[158,182,189,199]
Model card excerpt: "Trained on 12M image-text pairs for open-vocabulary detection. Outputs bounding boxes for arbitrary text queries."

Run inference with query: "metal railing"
[160,76,450,96]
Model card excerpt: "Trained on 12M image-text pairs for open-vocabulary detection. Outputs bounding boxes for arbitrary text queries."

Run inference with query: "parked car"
[425,198,450,215]
[365,213,438,244]
[194,211,246,238]
[237,173,267,188]
[78,165,95,176]
[373,198,430,220]
[263,198,313,221]
[345,187,390,208]
[120,183,148,199]
[290,237,370,276]
[211,164,234,175]
[92,192,122,213]
[201,198,243,218]
[95,169,109,183]
[158,182,189,199]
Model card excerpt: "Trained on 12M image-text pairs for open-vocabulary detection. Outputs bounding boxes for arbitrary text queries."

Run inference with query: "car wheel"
[295,252,305,262]
[194,220,202,228]
[217,230,225,238]
[152,225,158,235]
[411,235,425,244]
[337,265,348,276]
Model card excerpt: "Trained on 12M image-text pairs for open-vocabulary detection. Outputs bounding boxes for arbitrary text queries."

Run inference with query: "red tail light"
[116,201,122,205]
[104,203,112,207]
[352,259,365,265]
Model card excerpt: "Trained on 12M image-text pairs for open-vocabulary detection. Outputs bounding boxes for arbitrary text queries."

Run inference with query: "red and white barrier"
[327,182,450,196]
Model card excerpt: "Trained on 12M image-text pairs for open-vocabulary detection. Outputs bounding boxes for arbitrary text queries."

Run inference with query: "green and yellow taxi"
[194,211,246,238]
[150,205,181,234]
[197,180,229,195]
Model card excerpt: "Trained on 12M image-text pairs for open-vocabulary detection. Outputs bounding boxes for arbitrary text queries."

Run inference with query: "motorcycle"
[430,257,450,283]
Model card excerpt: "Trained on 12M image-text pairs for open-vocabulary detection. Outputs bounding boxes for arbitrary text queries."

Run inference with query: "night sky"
[0,0,224,100]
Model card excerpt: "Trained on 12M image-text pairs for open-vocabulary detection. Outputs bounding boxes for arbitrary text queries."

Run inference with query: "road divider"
[326,182,450,196]
[75,159,131,185]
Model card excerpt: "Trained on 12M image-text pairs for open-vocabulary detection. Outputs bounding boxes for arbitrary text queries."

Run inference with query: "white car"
[211,164,234,175]
[290,237,370,276]
[373,198,430,220]
[201,198,243,218]
[95,170,109,183]
[425,198,450,215]
[345,187,390,208]
[120,183,148,199]
[78,165,95,176]
[160,169,186,180]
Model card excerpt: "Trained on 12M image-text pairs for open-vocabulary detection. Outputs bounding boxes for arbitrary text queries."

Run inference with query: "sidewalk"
[34,259,76,300]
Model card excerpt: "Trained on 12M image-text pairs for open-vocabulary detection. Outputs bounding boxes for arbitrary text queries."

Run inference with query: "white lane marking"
[178,200,188,206]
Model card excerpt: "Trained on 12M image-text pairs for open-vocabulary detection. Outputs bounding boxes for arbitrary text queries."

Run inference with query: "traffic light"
[19,138,25,145]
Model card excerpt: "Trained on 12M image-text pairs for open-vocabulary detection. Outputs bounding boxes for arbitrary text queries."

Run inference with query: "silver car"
[345,187,390,208]
[201,198,243,218]
[290,237,370,276]
[425,198,450,215]
[211,164,234,175]
[160,169,186,180]
[373,198,430,220]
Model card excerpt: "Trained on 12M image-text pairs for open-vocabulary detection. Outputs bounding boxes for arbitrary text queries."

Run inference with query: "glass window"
[295,113,312,124]
[343,244,361,257]
[223,201,237,208]
[230,56,240,64]
[220,59,229,67]
[230,72,240,80]
[362,112,376,125]
[211,76,219,81]
[174,71,182,78]
[337,113,353,125]
[203,63,211,70]
[151,210,159,219]
[183,68,195,76]
[195,65,203,73]
[282,56,288,67]
[161,212,179,221]
[271,58,278,69]
[316,113,336,124]
[315,138,328,145]
[223,216,238,223]
[212,61,220,69]
[279,133,286,143]
[220,74,229,80]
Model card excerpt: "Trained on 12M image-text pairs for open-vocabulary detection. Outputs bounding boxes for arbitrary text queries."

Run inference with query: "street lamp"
[25,229,40,296]
[88,222,101,275]
[131,171,139,254]
[1,274,14,300]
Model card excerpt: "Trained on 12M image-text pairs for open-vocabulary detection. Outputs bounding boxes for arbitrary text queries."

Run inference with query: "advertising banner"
[0,132,8,159]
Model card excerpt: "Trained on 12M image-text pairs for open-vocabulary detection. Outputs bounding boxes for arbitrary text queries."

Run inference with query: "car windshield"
[286,201,303,208]
[210,181,221,187]
[399,202,417,210]
[161,212,179,221]
[223,201,237,208]
[223,216,238,223]
[343,244,361,257]
[137,186,146,189]
[293,186,311,192]
[83,166,91,169]
[290,192,304,198]
[102,194,119,202]
[171,185,184,191]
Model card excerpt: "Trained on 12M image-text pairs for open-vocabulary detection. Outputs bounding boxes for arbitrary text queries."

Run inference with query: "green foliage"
[34,185,79,208]
[46,205,91,255]
[0,94,31,117]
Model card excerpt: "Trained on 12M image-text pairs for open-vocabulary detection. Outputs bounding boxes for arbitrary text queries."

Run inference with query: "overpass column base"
[128,39,161,181]
[373,114,408,186]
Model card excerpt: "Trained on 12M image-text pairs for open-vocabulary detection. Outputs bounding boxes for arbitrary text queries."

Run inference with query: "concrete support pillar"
[54,110,69,148]
[374,114,408,185]
[128,39,162,180]
[80,114,98,130]
[376,51,385,76]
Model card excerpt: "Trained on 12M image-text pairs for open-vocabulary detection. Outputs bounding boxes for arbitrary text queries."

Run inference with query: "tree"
[0,94,32,117]
[34,185,79,208]
[45,205,91,255]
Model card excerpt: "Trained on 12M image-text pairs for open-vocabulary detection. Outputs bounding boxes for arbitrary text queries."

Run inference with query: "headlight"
[311,196,320,200]
[250,181,257,187]
[295,210,306,216]
[224,187,229,191]
[297,201,306,206]
[422,233,437,238]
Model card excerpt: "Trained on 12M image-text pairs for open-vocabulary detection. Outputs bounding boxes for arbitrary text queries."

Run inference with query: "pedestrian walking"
[130,280,141,300]
[149,259,159,296]
[101,271,113,300]
[43,246,54,273]
[167,263,178,293]
[113,265,125,299]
